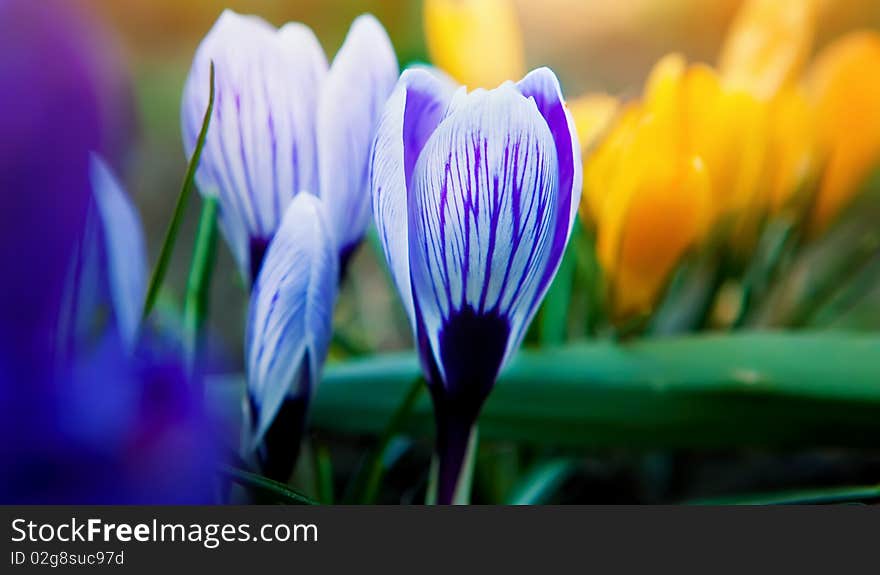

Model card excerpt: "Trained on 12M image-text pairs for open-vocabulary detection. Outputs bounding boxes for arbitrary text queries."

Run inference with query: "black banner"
[1,506,876,572]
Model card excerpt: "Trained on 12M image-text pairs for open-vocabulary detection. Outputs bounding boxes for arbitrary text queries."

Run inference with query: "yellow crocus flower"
[764,88,819,215]
[807,31,880,234]
[718,0,819,99]
[581,103,639,227]
[423,0,526,88]
[642,55,769,240]
[586,94,712,320]
[599,113,712,321]
[716,0,820,226]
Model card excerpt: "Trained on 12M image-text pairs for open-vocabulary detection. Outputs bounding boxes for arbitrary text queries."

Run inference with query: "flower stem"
[432,411,479,505]
[183,195,218,376]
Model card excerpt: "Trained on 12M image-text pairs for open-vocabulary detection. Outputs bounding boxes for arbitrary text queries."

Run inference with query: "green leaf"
[183,195,218,371]
[310,333,880,449]
[507,459,575,505]
[220,465,318,505]
[142,62,215,322]
[691,484,880,505]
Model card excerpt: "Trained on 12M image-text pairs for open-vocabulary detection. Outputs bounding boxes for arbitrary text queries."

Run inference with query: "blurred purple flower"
[2,336,220,504]
[61,155,148,357]
[0,0,220,504]
[371,67,581,503]
[182,10,398,282]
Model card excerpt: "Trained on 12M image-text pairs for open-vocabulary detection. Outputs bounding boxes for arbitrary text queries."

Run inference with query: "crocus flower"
[582,93,712,321]
[182,10,398,283]
[807,31,880,234]
[424,0,526,89]
[245,194,338,481]
[718,0,818,99]
[62,155,147,356]
[582,54,773,320]
[372,67,580,503]
[0,0,219,504]
[717,0,820,219]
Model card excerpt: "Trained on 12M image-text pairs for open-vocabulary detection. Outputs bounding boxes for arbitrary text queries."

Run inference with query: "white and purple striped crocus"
[244,194,338,481]
[182,10,398,479]
[182,10,398,283]
[371,67,581,503]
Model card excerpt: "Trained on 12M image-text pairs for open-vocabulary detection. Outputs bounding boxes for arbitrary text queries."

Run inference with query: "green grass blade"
[507,459,575,505]
[183,195,218,371]
[142,62,215,322]
[220,465,318,505]
[691,484,880,505]
[310,333,880,449]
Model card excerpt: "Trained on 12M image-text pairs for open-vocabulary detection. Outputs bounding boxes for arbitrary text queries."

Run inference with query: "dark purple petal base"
[430,305,510,504]
[249,393,309,484]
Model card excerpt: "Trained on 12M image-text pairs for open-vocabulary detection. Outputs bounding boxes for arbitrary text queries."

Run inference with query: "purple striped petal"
[182,10,327,280]
[89,155,147,351]
[516,68,582,305]
[407,85,560,392]
[245,193,338,456]
[317,14,398,259]
[371,67,457,328]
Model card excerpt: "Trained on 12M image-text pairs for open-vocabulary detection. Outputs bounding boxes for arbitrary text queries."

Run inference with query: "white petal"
[370,67,457,329]
[317,14,399,255]
[245,193,338,448]
[408,85,560,386]
[89,155,147,351]
[181,10,328,277]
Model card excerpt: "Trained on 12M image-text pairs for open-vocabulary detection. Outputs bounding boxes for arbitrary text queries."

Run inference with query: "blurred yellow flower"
[764,87,819,215]
[567,94,619,152]
[716,0,821,225]
[718,0,819,99]
[590,107,712,320]
[423,0,526,88]
[581,58,718,320]
[807,31,880,234]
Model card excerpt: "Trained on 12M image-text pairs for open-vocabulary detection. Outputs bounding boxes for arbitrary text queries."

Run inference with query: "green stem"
[314,445,335,505]
[453,426,478,505]
[183,196,218,373]
[141,62,215,323]
[787,231,880,328]
[733,220,796,329]
[427,425,479,505]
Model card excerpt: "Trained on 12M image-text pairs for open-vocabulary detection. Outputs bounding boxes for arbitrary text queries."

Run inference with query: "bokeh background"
[89,0,880,370]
